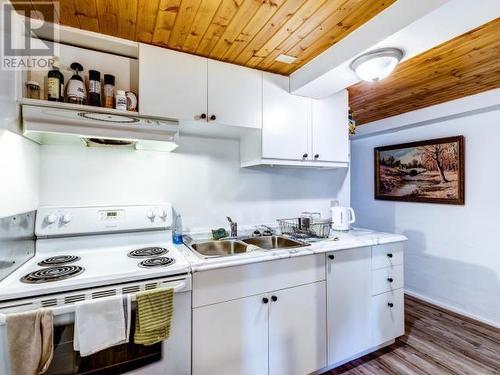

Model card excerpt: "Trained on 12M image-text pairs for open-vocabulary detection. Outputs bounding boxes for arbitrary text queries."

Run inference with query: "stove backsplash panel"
[0,210,36,281]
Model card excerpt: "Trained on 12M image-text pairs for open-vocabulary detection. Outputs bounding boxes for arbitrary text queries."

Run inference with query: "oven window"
[46,313,162,375]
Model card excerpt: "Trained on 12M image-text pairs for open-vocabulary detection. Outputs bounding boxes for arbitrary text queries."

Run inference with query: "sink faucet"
[227,216,237,237]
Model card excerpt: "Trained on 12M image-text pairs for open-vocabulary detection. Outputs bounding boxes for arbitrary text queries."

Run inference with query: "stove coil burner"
[38,255,81,267]
[21,266,85,284]
[128,247,168,258]
[138,257,175,268]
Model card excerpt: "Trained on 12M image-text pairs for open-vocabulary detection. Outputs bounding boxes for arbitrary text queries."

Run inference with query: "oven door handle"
[0,280,186,325]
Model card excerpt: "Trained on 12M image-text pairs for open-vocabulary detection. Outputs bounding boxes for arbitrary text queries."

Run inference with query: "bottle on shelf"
[115,89,127,111]
[66,62,86,104]
[47,57,64,102]
[88,70,101,106]
[103,74,115,108]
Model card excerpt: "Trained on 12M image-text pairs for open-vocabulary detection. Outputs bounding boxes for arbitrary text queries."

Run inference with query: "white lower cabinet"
[371,289,405,346]
[326,243,405,367]
[326,247,372,365]
[269,282,327,375]
[192,293,269,375]
[192,281,327,375]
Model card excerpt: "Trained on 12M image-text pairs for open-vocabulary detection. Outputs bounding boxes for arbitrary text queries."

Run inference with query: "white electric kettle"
[331,206,356,231]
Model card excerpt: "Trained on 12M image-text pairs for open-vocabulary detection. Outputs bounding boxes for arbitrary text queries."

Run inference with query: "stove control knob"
[158,209,168,220]
[147,210,156,220]
[46,214,57,224]
[61,213,72,224]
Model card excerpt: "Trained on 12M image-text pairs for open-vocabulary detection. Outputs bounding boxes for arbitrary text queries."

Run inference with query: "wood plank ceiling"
[11,0,396,75]
[348,18,500,125]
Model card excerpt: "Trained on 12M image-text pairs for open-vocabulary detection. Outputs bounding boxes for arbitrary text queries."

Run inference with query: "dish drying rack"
[277,217,332,239]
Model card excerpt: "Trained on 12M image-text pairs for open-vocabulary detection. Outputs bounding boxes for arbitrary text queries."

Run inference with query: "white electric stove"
[0,204,192,375]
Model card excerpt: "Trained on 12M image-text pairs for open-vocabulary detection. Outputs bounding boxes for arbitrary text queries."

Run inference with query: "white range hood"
[21,99,179,152]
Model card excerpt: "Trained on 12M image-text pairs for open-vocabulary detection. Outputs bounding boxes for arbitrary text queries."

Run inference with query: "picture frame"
[374,136,465,204]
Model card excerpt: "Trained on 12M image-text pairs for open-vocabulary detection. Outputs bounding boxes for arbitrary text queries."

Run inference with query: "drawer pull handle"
[387,302,394,308]
[271,295,278,302]
[262,297,269,304]
[387,278,393,283]
[328,254,334,260]
[387,253,393,258]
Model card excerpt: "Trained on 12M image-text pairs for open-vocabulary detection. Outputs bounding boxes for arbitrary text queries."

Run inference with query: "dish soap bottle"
[66,62,86,104]
[172,213,183,245]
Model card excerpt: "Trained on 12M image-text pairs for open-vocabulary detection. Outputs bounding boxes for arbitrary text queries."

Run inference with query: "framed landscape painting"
[374,136,465,205]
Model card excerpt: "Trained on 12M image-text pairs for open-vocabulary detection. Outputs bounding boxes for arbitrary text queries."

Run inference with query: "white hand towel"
[74,294,131,356]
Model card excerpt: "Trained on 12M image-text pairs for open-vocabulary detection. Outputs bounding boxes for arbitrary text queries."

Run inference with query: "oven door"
[0,276,191,375]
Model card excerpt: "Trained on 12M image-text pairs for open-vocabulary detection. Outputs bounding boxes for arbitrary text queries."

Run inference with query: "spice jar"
[115,90,127,111]
[88,70,101,106]
[103,74,115,108]
[26,81,40,99]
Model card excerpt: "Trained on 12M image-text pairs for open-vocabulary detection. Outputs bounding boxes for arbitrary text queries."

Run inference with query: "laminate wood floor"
[323,295,500,375]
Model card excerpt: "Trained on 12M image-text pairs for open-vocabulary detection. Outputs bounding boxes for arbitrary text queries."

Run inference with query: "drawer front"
[193,254,325,307]
[371,265,404,295]
[372,242,404,270]
[371,289,404,346]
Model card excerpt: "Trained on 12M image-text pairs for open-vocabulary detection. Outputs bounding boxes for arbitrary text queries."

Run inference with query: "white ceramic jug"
[331,206,356,231]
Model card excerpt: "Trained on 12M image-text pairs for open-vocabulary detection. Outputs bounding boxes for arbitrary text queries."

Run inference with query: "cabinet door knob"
[262,297,269,304]
[328,254,334,260]
[210,114,216,121]
[200,113,207,119]
[387,302,394,308]
[314,154,319,159]
[387,277,393,283]
[302,153,308,159]
[271,295,278,302]
[387,253,393,258]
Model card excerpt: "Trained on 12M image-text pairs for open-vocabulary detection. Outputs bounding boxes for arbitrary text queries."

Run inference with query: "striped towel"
[134,288,174,346]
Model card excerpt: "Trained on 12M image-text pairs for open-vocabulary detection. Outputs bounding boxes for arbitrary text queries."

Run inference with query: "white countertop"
[176,227,407,272]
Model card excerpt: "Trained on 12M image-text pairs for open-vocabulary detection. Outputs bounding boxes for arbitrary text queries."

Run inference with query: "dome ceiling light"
[351,48,404,82]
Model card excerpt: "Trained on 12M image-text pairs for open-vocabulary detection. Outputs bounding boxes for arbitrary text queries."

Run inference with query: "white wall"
[0,131,40,217]
[351,105,500,326]
[40,135,350,231]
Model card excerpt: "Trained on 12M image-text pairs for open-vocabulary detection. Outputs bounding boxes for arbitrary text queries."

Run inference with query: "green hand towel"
[134,288,174,346]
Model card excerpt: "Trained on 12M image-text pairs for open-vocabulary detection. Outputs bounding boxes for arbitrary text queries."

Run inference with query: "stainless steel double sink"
[188,235,308,258]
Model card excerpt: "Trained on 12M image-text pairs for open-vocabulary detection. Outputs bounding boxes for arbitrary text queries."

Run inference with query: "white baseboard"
[404,289,500,329]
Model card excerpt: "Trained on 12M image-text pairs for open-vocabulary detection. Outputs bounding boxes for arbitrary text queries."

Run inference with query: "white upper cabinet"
[242,72,349,168]
[208,60,262,129]
[312,91,350,163]
[139,44,262,130]
[139,44,207,121]
[262,73,310,160]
